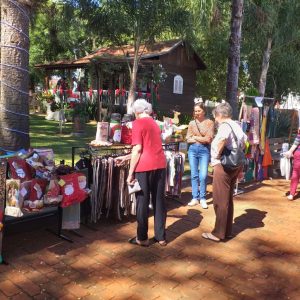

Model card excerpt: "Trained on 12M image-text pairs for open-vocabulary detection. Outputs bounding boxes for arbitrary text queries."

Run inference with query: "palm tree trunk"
[0,0,31,150]
[226,0,244,120]
[258,38,272,97]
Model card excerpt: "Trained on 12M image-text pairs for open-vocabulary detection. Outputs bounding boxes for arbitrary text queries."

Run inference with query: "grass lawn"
[30,114,96,165]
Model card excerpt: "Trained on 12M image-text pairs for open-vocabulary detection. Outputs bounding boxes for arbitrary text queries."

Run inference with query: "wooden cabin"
[35,39,206,115]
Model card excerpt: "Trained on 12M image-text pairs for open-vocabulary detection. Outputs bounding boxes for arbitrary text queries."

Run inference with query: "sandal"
[128,237,149,247]
[158,240,167,247]
[153,238,167,247]
[201,232,220,242]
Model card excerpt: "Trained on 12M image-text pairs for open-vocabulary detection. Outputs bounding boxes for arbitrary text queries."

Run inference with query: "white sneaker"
[287,194,294,201]
[200,200,208,209]
[188,199,199,206]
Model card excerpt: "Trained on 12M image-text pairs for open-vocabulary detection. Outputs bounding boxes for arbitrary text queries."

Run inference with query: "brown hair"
[193,103,206,114]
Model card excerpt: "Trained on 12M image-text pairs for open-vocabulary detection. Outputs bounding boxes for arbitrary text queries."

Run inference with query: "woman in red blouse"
[117,99,167,247]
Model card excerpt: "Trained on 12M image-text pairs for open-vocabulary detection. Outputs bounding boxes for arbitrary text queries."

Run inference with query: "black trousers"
[135,168,166,241]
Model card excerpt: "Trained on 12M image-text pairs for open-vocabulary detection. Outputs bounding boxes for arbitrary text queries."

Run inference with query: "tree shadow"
[166,208,203,243]
[232,208,267,237]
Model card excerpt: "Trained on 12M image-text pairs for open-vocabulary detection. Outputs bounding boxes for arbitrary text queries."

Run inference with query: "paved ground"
[1,179,300,300]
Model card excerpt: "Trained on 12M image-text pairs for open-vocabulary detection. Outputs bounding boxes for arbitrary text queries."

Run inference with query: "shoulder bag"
[220,122,245,170]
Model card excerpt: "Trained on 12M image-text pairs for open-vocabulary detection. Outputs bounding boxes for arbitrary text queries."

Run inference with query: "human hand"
[127,174,136,185]
[284,151,293,158]
[115,156,127,166]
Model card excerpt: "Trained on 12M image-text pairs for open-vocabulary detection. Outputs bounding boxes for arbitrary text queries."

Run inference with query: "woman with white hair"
[117,99,167,247]
[202,102,247,242]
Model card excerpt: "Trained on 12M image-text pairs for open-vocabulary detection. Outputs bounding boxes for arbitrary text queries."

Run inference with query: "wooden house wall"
[155,45,198,114]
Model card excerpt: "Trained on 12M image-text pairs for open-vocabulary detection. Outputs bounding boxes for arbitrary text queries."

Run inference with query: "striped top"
[186,119,214,144]
[293,134,300,151]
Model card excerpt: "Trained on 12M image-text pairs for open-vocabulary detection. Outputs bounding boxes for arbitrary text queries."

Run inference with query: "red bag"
[8,158,34,182]
[29,179,47,200]
[121,124,132,144]
[60,173,87,208]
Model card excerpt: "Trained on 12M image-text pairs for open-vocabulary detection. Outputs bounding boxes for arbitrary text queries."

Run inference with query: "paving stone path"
[1,179,300,299]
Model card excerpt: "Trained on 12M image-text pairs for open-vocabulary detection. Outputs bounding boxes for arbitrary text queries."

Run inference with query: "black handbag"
[220,122,245,170]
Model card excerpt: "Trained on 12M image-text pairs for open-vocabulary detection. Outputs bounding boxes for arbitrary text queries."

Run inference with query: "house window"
[173,75,183,94]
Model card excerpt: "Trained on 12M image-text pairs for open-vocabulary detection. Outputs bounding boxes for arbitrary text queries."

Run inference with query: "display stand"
[0,159,73,265]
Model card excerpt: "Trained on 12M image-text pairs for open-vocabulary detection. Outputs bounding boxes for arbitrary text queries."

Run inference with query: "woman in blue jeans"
[186,102,214,208]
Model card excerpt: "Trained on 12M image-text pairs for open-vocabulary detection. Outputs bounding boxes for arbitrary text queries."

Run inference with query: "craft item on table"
[55,164,72,175]
[249,107,260,145]
[23,179,47,212]
[8,158,34,181]
[35,167,52,181]
[19,181,31,206]
[90,140,112,147]
[121,115,133,145]
[25,152,44,169]
[5,179,23,217]
[34,148,55,169]
[43,179,62,206]
[95,122,109,143]
[171,110,181,125]
[60,173,88,208]
[109,113,122,143]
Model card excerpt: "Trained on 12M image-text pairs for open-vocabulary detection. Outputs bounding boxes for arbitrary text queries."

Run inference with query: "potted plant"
[69,102,89,135]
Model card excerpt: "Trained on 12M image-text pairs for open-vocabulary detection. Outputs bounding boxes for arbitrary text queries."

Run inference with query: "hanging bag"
[220,122,245,170]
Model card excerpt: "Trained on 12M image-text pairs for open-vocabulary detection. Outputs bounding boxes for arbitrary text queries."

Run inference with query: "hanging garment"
[249,107,260,145]
[260,106,269,153]
[262,139,273,167]
[280,157,291,180]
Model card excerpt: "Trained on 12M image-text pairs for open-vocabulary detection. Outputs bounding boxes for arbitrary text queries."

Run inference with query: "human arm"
[285,144,297,158]
[215,138,227,159]
[285,135,300,158]
[114,154,131,166]
[127,144,142,185]
[186,120,213,144]
[186,122,197,143]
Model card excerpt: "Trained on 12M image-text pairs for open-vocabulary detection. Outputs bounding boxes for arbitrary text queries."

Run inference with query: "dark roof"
[35,39,206,70]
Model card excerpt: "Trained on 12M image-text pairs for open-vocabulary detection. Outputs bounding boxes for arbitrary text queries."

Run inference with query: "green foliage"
[242,0,300,97]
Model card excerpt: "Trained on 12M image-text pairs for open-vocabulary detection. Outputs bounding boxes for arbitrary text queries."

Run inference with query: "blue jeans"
[188,143,210,200]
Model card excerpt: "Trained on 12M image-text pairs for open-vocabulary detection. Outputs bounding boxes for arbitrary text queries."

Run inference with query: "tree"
[67,0,192,113]
[0,0,33,150]
[243,0,300,98]
[226,0,244,120]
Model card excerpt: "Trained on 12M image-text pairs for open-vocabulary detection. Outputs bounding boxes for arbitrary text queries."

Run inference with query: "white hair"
[132,98,152,115]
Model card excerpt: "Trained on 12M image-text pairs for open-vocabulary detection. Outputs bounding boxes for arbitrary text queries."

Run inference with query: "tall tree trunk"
[0,0,32,150]
[126,38,141,114]
[258,38,272,97]
[226,0,244,120]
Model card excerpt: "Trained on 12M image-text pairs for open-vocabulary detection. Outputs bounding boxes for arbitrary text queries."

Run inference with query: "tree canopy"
[30,0,300,101]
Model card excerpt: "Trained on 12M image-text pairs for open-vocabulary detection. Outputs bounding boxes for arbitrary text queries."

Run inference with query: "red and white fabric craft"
[60,173,88,208]
[8,158,34,182]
